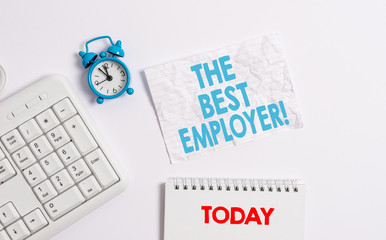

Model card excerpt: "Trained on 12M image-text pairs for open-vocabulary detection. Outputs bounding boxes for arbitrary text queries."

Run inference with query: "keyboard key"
[40,153,64,176]
[57,143,81,166]
[12,147,36,170]
[84,149,119,189]
[0,148,5,160]
[33,180,58,203]
[0,230,10,240]
[44,186,85,221]
[46,126,70,149]
[5,220,30,240]
[52,98,77,122]
[63,116,97,155]
[0,160,16,184]
[18,119,42,142]
[0,203,19,226]
[67,159,91,183]
[23,163,46,187]
[22,209,47,233]
[35,109,60,132]
[1,130,25,153]
[78,176,102,200]
[50,169,74,193]
[29,136,53,159]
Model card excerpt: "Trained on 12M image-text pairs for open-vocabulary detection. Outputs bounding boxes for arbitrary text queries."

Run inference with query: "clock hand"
[96,78,108,86]
[98,68,108,77]
[103,65,110,76]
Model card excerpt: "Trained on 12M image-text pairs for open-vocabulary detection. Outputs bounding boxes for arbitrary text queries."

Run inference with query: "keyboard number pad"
[0,98,120,222]
[52,98,77,122]
[29,136,53,160]
[40,153,63,176]
[50,169,74,193]
[63,116,98,155]
[35,109,60,133]
[23,164,47,187]
[46,126,70,149]
[33,180,58,203]
[57,142,81,166]
[18,119,43,142]
[12,147,36,170]
[67,159,91,183]
[78,176,102,200]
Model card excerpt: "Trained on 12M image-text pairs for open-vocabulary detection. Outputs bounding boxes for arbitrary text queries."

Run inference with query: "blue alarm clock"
[79,36,134,104]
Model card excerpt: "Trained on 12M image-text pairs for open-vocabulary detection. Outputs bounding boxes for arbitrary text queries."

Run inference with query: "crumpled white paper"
[145,33,303,164]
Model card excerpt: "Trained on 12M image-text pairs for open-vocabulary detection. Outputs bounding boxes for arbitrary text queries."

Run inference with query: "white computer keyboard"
[0,75,127,240]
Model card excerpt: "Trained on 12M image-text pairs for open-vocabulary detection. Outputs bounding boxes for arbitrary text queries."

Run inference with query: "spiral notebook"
[164,178,305,240]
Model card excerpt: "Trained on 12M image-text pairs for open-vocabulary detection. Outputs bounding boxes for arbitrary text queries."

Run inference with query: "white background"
[1,0,385,239]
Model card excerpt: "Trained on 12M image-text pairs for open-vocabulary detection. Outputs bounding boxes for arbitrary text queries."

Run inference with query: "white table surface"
[1,0,386,239]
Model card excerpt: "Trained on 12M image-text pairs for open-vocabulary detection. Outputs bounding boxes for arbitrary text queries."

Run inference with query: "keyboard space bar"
[44,186,85,220]
[64,115,98,155]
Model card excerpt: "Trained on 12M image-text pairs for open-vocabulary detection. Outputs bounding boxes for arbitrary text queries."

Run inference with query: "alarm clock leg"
[97,97,104,104]
[127,88,134,95]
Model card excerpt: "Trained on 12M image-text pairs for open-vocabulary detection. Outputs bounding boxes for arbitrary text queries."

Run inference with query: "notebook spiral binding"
[172,178,299,193]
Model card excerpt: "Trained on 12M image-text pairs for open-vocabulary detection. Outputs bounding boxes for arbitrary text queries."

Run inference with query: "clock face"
[90,60,128,96]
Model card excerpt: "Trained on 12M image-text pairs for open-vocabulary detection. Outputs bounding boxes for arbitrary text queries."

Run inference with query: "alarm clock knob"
[99,51,107,58]
[107,40,125,58]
